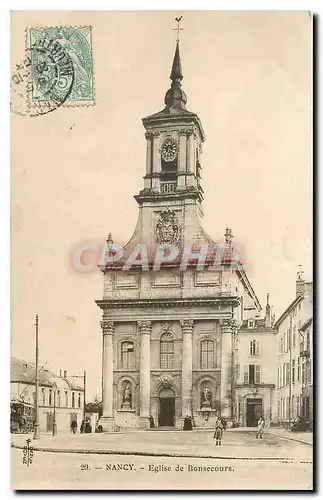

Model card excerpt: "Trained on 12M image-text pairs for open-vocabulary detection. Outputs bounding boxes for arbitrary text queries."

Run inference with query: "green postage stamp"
[28,26,94,106]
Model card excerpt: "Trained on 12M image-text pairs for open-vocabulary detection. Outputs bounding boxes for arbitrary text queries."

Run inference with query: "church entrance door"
[158,388,175,427]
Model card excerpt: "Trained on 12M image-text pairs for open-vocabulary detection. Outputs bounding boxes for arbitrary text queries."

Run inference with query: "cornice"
[96,296,240,310]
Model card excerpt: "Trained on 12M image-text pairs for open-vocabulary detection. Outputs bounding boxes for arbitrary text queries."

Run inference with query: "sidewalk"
[228,426,313,446]
[11,429,312,461]
[264,427,313,446]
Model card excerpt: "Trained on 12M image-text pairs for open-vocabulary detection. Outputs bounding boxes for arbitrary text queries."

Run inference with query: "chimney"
[296,266,305,298]
[63,370,67,378]
[265,293,271,327]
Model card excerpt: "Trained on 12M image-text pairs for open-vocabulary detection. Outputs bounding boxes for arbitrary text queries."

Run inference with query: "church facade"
[96,40,262,431]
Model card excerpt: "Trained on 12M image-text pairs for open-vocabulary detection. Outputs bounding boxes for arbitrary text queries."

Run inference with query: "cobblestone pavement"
[11,428,313,461]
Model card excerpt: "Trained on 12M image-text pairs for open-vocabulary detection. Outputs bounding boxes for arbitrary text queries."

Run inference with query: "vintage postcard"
[10,11,313,491]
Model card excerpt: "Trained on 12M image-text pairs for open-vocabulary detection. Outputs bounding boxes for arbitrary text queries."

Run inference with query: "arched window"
[121,341,134,369]
[160,333,174,369]
[78,393,81,408]
[200,340,215,369]
[49,389,52,406]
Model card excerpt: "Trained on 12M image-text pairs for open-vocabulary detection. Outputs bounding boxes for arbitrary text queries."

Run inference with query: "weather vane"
[173,16,183,42]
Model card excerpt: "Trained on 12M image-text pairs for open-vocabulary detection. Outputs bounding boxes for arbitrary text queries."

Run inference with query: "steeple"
[170,41,183,82]
[164,41,187,112]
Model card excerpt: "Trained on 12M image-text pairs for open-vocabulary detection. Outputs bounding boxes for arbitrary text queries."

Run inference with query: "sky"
[11,11,312,399]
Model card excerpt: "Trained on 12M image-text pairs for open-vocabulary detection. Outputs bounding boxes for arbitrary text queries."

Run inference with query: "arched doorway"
[158,387,175,427]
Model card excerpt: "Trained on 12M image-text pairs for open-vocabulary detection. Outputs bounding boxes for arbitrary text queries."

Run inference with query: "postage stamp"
[28,26,94,106]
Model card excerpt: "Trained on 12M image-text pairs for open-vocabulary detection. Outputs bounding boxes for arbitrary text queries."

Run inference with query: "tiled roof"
[11,357,56,386]
[11,357,84,391]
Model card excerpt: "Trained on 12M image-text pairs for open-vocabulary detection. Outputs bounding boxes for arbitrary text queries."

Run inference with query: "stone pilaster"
[152,132,161,192]
[187,133,197,187]
[144,132,153,189]
[180,319,194,417]
[220,319,236,422]
[138,320,152,428]
[99,320,115,431]
[177,130,188,190]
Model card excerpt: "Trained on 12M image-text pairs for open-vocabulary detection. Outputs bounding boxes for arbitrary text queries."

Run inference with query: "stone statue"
[201,385,212,408]
[122,384,132,409]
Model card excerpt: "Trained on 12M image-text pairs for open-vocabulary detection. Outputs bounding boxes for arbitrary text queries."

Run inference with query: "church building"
[96,37,262,430]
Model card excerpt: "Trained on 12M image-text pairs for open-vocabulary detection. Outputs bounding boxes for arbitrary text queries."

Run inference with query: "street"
[11,430,313,490]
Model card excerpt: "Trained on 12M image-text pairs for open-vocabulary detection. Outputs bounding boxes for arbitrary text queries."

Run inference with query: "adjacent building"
[11,357,84,433]
[235,295,278,427]
[275,273,313,426]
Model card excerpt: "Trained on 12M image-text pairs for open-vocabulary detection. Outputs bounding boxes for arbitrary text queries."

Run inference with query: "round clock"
[161,138,178,162]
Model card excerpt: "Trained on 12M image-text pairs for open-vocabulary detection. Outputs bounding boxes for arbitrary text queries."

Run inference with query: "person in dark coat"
[71,419,78,434]
[85,420,92,433]
[183,415,193,431]
[80,420,85,433]
[149,415,155,428]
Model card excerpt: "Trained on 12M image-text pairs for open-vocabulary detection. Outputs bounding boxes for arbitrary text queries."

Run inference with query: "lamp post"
[33,314,40,440]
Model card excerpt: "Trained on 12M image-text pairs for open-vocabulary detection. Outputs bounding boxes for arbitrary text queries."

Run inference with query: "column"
[144,132,152,190]
[100,320,115,431]
[177,131,187,190]
[180,319,194,416]
[187,133,197,187]
[151,132,160,192]
[220,319,235,420]
[138,320,152,427]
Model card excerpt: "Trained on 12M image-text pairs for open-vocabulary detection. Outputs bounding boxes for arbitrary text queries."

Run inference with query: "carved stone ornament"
[137,321,152,334]
[155,209,180,245]
[160,322,173,334]
[157,375,174,388]
[101,320,114,335]
[180,319,194,333]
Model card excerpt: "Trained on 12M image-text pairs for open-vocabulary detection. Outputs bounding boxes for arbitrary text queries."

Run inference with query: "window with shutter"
[244,365,248,383]
[255,365,261,384]
[255,341,260,355]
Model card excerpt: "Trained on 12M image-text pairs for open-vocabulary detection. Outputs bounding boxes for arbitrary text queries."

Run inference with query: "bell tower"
[133,38,206,249]
[138,39,205,199]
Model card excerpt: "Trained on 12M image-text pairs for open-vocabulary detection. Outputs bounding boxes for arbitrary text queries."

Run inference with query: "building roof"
[274,295,303,328]
[11,357,84,391]
[239,317,277,333]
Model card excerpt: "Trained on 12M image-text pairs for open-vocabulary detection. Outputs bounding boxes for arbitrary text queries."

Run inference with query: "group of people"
[183,415,194,430]
[71,419,92,434]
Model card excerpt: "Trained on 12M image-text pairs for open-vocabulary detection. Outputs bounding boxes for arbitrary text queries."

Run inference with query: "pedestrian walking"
[256,417,265,439]
[71,419,78,434]
[213,416,224,446]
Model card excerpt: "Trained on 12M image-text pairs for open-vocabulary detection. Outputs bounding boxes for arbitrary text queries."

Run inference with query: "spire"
[164,40,187,112]
[170,41,183,82]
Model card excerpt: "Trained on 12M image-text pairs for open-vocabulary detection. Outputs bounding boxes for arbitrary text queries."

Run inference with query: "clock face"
[161,138,178,162]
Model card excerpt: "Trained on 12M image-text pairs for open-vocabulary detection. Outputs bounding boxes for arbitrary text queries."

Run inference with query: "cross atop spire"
[173,15,184,42]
